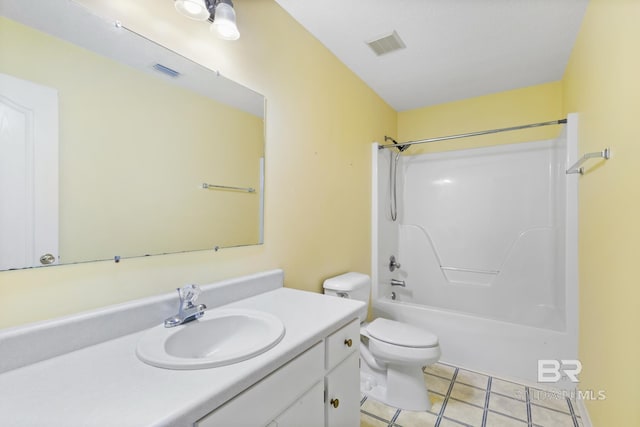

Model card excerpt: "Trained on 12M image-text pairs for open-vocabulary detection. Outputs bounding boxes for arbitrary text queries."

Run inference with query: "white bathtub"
[371,114,580,387]
[372,296,576,387]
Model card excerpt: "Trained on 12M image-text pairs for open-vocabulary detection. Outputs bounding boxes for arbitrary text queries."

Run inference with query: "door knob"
[330,398,340,408]
[344,338,353,347]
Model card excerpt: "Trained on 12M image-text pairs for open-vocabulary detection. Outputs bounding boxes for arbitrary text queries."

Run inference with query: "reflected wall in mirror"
[0,0,265,271]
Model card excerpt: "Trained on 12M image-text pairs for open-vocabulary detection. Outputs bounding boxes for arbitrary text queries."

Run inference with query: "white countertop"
[0,287,363,427]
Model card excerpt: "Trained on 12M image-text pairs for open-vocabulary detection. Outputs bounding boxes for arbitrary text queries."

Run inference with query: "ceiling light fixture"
[174,0,240,40]
[174,0,210,21]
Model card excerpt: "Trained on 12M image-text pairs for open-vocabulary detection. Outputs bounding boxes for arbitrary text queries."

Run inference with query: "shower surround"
[371,115,579,386]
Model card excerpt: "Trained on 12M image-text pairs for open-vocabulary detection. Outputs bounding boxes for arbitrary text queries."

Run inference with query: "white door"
[0,73,58,270]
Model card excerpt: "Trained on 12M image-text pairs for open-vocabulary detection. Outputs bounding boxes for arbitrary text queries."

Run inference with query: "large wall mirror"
[0,0,265,271]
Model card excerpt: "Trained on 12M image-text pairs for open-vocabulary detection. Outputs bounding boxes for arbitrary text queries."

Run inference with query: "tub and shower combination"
[371,114,580,386]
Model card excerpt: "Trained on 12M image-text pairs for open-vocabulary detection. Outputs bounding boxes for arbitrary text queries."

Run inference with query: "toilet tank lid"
[366,318,439,348]
[322,272,370,291]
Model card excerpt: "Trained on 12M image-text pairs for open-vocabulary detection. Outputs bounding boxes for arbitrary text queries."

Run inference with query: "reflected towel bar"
[566,148,610,175]
[201,183,256,193]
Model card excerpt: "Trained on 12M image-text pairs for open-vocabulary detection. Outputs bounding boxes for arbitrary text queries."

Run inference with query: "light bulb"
[174,0,210,21]
[211,2,240,40]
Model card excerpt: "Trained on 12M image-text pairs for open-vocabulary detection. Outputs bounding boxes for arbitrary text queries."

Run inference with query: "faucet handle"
[389,255,401,272]
[178,284,201,306]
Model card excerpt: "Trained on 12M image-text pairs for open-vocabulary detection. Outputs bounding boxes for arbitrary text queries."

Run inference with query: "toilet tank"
[323,272,371,321]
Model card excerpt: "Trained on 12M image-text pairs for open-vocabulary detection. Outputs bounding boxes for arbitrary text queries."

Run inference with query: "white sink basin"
[136,308,285,370]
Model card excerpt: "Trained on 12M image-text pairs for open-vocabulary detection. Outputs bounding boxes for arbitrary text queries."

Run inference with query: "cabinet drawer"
[196,342,324,427]
[325,318,359,371]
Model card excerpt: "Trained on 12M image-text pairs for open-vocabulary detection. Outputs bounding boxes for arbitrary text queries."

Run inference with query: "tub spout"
[390,279,406,287]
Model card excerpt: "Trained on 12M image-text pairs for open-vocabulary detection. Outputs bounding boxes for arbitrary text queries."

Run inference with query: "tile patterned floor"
[360,362,583,427]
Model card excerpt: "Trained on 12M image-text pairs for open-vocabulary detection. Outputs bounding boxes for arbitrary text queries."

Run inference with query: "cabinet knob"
[344,338,353,347]
[330,398,340,408]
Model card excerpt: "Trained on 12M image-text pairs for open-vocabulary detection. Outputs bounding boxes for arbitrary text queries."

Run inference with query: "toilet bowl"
[323,273,441,411]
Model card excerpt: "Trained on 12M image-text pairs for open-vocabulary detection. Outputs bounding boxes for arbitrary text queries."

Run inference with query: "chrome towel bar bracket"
[566,148,610,175]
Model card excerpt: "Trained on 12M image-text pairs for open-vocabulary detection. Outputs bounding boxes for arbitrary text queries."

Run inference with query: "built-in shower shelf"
[440,266,499,286]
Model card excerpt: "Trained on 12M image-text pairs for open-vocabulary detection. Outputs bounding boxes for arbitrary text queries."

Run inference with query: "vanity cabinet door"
[271,381,324,427]
[325,351,360,427]
[196,343,323,427]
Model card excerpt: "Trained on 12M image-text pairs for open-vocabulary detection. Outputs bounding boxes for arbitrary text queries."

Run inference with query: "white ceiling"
[274,0,589,112]
[1,0,264,117]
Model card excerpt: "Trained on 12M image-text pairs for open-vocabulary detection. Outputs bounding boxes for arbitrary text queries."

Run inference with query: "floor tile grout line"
[360,410,393,424]
[529,400,572,416]
[490,389,527,402]
[487,408,529,424]
[441,414,473,426]
[481,376,492,427]
[525,386,533,427]
[448,396,485,410]
[492,376,526,386]
[424,371,456,383]
[455,380,489,391]
[566,397,580,427]
[437,362,540,391]
[434,367,459,427]
[389,409,401,425]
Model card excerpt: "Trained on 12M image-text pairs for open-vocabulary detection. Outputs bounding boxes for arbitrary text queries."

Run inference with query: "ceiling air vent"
[366,30,406,56]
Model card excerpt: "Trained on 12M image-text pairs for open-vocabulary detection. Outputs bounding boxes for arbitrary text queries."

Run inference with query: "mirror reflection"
[0,0,265,271]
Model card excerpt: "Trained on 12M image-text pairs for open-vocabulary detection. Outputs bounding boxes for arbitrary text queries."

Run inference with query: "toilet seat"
[366,318,438,348]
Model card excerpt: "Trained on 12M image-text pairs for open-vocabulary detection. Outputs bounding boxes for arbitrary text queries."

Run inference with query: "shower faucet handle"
[389,255,401,272]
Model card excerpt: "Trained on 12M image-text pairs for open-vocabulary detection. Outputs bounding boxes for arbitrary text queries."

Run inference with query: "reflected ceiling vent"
[366,30,406,56]
[153,63,180,78]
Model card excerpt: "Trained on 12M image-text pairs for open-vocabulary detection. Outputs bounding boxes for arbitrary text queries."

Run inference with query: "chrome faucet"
[390,279,406,287]
[164,284,207,328]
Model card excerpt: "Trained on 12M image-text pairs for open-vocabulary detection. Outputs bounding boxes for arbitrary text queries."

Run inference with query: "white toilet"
[323,272,441,411]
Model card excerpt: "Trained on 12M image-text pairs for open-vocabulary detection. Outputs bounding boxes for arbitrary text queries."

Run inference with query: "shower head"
[384,135,409,152]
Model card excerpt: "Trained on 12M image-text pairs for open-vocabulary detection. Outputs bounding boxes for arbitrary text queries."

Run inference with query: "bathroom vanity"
[0,270,364,426]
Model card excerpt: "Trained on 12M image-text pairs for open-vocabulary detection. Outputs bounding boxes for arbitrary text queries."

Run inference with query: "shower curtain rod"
[379,118,567,150]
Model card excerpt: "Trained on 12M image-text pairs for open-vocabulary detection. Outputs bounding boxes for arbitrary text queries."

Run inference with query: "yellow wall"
[397,0,640,423]
[0,0,396,328]
[0,17,263,263]
[563,0,640,424]
[398,81,564,154]
[3,2,635,422]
